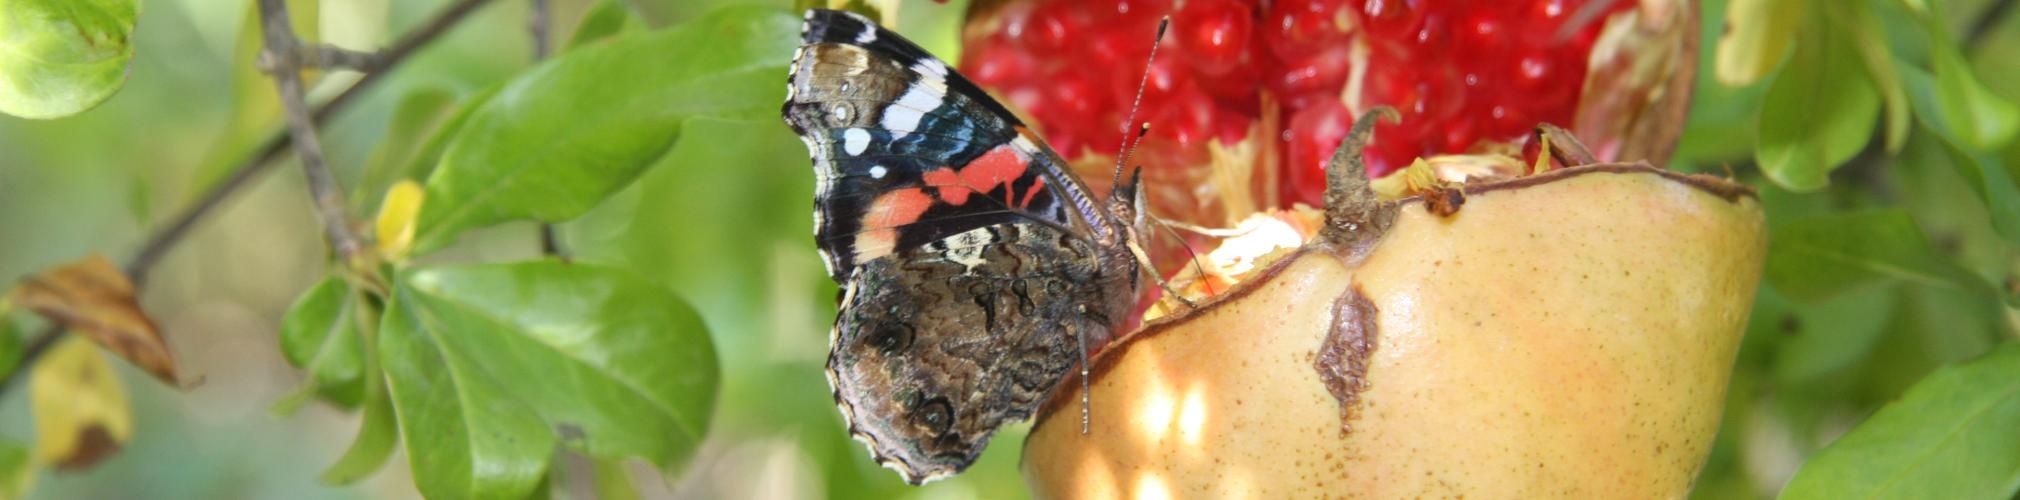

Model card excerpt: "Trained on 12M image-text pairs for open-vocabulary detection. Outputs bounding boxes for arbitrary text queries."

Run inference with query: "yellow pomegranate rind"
[1025,164,1764,498]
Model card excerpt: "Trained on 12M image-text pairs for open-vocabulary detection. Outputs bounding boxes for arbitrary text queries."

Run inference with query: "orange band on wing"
[853,188,934,262]
[922,145,1028,207]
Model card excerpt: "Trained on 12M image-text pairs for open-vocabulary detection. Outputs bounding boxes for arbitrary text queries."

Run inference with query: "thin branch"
[260,0,367,263]
[304,44,383,72]
[128,0,499,283]
[0,0,501,396]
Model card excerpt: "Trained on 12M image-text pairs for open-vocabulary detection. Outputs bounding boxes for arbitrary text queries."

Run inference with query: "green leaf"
[382,260,719,497]
[1756,21,1882,192]
[0,438,32,499]
[0,313,24,378]
[188,0,318,196]
[592,459,640,500]
[1840,1,1910,152]
[1714,0,1804,86]
[409,6,800,254]
[1900,66,2020,252]
[381,284,553,500]
[1772,285,1897,384]
[412,7,803,256]
[402,260,717,463]
[1765,210,1994,302]
[0,0,139,119]
[275,277,367,411]
[355,87,462,213]
[565,0,646,52]
[1780,342,2020,499]
[322,371,399,485]
[1927,22,2019,150]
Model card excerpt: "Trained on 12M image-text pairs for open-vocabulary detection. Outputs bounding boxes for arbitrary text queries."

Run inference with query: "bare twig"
[127,0,498,283]
[3,0,500,396]
[260,0,368,263]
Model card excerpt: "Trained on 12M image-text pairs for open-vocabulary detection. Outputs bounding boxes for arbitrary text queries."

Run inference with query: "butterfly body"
[783,9,1143,484]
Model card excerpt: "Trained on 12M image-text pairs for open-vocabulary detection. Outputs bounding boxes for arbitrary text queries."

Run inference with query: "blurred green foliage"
[0,0,2016,498]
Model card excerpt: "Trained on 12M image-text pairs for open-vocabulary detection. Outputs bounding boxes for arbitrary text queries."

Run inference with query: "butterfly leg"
[1126,230,1197,309]
[1076,313,1091,435]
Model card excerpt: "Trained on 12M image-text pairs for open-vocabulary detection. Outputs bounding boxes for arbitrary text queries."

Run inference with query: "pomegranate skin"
[1022,164,1764,498]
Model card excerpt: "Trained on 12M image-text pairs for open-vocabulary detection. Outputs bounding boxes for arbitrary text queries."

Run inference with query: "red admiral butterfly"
[783,9,1152,484]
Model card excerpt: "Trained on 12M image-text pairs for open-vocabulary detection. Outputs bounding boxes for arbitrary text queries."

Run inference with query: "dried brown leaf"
[13,255,176,382]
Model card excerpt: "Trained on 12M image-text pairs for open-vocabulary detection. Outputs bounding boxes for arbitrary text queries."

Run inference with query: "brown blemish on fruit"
[1422,187,1465,217]
[1314,287,1378,434]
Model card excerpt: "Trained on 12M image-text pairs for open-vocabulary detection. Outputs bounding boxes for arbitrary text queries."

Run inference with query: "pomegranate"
[959,0,1696,232]
[1021,114,1764,497]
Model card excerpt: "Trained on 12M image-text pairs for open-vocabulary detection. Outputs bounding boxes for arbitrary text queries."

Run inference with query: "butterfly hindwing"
[828,224,1114,483]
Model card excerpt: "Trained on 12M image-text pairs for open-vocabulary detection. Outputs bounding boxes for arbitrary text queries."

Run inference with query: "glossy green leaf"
[322,287,398,485]
[382,260,719,497]
[1927,24,2019,150]
[1714,0,1804,86]
[275,276,367,411]
[0,438,31,499]
[565,0,646,52]
[1780,343,2020,499]
[1841,1,1910,152]
[1765,210,1994,302]
[0,0,139,119]
[1900,66,2020,251]
[1772,285,1896,384]
[409,6,799,254]
[188,0,318,195]
[381,283,553,500]
[355,87,462,213]
[401,260,717,463]
[1756,22,1881,192]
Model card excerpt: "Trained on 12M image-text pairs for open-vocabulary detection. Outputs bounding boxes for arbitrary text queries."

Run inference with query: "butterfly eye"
[867,323,914,356]
[913,396,954,436]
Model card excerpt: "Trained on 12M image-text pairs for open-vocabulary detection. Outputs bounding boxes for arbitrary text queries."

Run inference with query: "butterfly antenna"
[1111,17,1170,192]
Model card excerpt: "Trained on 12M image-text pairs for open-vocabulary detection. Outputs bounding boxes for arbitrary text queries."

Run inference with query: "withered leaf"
[30,337,133,471]
[13,254,176,383]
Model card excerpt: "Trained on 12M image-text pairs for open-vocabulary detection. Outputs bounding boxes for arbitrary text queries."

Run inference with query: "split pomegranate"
[1020,114,1765,497]
[959,0,1695,230]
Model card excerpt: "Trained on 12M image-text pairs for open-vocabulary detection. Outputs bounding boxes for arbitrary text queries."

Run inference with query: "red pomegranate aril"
[1270,47,1351,107]
[1149,84,1219,151]
[1110,0,1174,26]
[1266,0,1350,59]
[1025,3,1080,52]
[960,44,1036,87]
[1282,96,1355,206]
[960,0,1673,223]
[1175,0,1254,76]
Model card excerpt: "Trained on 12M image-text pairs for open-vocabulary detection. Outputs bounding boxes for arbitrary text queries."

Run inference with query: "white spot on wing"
[843,128,871,156]
[833,104,850,120]
[882,85,941,139]
[856,26,877,44]
[938,227,999,270]
[868,165,887,179]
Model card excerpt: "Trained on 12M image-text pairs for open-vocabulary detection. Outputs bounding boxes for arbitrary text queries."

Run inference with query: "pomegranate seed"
[1175,0,1254,76]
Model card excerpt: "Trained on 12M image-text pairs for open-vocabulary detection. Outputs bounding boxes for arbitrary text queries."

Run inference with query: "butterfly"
[782,8,1151,484]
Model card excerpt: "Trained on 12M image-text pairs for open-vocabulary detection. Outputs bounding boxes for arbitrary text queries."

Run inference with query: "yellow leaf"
[1715,0,1805,86]
[12,255,176,383]
[375,180,426,260]
[31,337,132,470]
